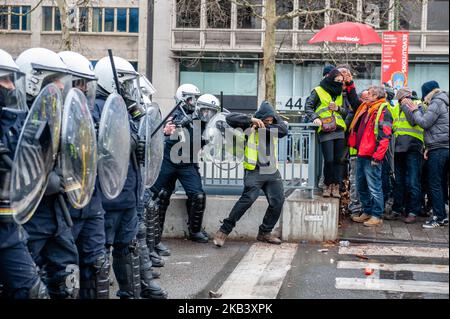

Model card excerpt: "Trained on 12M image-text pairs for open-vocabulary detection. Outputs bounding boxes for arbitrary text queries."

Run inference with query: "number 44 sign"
[276,96,304,111]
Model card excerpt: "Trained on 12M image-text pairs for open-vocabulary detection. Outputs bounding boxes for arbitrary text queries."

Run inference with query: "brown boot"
[363,216,383,227]
[331,184,341,198]
[352,213,371,223]
[213,230,228,248]
[256,232,282,245]
[322,185,331,197]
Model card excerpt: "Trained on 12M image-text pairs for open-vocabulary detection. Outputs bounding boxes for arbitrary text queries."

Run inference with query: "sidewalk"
[338,215,449,245]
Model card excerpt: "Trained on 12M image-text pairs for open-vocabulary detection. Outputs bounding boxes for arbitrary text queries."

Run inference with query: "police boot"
[150,250,165,267]
[137,222,168,299]
[187,193,209,243]
[47,264,80,299]
[112,241,141,299]
[80,253,110,299]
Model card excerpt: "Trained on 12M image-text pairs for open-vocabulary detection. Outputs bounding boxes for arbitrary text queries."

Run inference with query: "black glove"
[136,140,145,165]
[45,169,64,196]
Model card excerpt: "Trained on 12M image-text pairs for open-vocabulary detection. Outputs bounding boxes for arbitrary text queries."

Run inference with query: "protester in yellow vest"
[305,68,347,198]
[213,101,288,248]
[384,88,424,224]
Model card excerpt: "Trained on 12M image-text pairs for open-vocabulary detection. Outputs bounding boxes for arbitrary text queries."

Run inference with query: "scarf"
[349,98,386,132]
[319,76,343,99]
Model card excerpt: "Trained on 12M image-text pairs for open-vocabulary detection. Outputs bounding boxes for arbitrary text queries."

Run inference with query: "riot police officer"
[0,49,49,299]
[15,48,80,299]
[149,86,220,249]
[93,56,167,299]
[57,51,110,299]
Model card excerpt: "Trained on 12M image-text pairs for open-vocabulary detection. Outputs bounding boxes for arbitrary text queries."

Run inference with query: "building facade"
[154,0,449,115]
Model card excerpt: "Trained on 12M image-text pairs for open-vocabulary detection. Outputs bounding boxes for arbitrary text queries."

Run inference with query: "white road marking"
[337,261,449,274]
[335,277,449,294]
[339,245,449,258]
[217,243,298,299]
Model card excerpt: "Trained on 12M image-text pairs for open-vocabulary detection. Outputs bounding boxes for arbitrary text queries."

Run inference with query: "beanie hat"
[323,64,335,77]
[421,81,440,100]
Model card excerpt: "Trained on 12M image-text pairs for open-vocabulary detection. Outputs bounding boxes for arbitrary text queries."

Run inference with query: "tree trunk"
[263,0,277,107]
[55,0,71,50]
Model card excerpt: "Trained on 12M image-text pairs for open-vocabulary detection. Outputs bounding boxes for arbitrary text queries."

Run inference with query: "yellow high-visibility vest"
[391,101,424,143]
[314,86,346,133]
[243,131,278,171]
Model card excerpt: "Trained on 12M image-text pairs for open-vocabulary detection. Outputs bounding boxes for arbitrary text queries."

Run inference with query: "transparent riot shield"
[60,88,97,209]
[10,83,62,224]
[97,93,130,200]
[138,102,163,190]
[202,112,245,167]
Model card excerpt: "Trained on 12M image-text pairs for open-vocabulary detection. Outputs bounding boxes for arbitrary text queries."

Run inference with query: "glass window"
[42,6,53,31]
[129,61,138,71]
[104,8,114,32]
[176,0,200,28]
[362,0,390,30]
[117,8,127,32]
[207,0,231,29]
[79,7,89,32]
[409,63,449,94]
[92,8,103,32]
[329,0,358,24]
[427,0,449,30]
[22,6,30,30]
[10,7,20,30]
[276,1,294,30]
[54,7,61,31]
[298,0,324,30]
[129,8,139,33]
[396,0,422,30]
[237,0,262,29]
[0,7,7,30]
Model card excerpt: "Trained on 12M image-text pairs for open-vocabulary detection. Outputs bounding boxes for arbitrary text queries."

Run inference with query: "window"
[129,8,139,33]
[117,8,127,32]
[54,7,61,31]
[42,6,53,31]
[396,0,422,30]
[104,8,114,32]
[0,7,7,30]
[276,1,294,30]
[92,8,103,32]
[329,0,358,24]
[79,7,89,32]
[298,0,324,30]
[363,0,390,30]
[427,0,449,30]
[207,0,231,29]
[176,0,201,28]
[22,6,30,31]
[10,7,20,30]
[237,0,262,29]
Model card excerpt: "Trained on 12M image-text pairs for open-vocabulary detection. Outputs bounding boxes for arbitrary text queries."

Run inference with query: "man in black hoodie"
[213,101,288,247]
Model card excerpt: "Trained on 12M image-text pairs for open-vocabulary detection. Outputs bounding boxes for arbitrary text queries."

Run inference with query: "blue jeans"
[392,151,422,216]
[356,157,384,218]
[427,148,449,221]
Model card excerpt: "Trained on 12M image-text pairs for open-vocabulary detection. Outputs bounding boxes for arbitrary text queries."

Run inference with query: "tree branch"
[231,0,264,20]
[1,0,45,16]
[278,7,361,22]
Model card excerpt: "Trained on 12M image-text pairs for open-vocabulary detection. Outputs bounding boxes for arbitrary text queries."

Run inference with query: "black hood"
[254,101,277,120]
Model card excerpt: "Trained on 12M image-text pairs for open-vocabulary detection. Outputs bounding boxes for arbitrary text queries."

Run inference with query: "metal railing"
[196,123,320,198]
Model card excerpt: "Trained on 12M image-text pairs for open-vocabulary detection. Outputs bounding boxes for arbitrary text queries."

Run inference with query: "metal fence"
[196,123,320,198]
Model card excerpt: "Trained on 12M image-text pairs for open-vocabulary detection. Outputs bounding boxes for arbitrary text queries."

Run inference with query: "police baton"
[150,100,183,138]
[107,49,123,96]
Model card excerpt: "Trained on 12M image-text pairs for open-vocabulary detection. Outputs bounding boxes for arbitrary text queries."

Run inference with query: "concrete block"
[163,194,280,240]
[282,189,339,241]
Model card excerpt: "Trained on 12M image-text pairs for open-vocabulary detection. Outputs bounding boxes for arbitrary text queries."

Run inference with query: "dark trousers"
[392,151,422,216]
[151,159,204,199]
[0,224,39,299]
[320,138,345,186]
[427,148,449,220]
[220,169,284,235]
[104,208,138,258]
[72,214,106,292]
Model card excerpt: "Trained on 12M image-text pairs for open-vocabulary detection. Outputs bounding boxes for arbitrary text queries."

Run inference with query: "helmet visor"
[42,72,72,100]
[73,78,97,111]
[0,71,28,111]
[196,103,219,122]
[122,77,141,105]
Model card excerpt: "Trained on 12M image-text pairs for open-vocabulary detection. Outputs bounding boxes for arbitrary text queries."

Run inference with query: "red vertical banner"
[381,31,409,90]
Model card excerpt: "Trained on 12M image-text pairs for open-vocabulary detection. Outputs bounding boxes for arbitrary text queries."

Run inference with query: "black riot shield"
[97,93,131,200]
[10,83,62,224]
[60,88,97,209]
[138,102,163,191]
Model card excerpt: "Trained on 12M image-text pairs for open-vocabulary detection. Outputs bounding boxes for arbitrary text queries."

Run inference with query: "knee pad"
[137,221,146,240]
[158,189,171,208]
[28,277,50,299]
[91,253,110,299]
[190,193,206,211]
